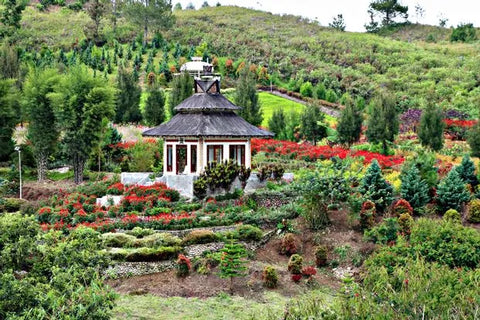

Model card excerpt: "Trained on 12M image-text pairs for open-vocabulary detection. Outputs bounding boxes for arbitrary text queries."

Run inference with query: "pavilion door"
[176,145,187,174]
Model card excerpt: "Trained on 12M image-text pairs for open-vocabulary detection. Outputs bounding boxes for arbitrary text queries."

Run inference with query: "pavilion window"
[229,145,245,166]
[207,145,223,163]
[190,145,197,173]
[166,145,173,172]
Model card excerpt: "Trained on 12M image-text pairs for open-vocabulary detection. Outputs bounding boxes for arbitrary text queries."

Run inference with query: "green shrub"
[392,199,413,217]
[0,197,28,212]
[451,23,476,42]
[359,200,375,231]
[364,217,400,244]
[400,164,430,212]
[443,209,461,223]
[262,266,279,288]
[358,160,393,213]
[236,224,263,242]
[102,232,136,248]
[126,227,155,238]
[299,81,313,98]
[134,232,181,248]
[125,246,181,262]
[182,230,219,245]
[287,254,303,274]
[280,233,297,256]
[436,168,470,212]
[398,213,413,236]
[467,199,480,223]
[314,245,328,267]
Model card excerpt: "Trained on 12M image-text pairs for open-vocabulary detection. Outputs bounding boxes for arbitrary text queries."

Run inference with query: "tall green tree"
[235,67,263,127]
[169,71,193,116]
[366,0,408,30]
[84,0,110,44]
[366,91,398,155]
[123,0,175,46]
[467,121,480,158]
[219,240,248,294]
[144,85,166,126]
[329,14,346,31]
[300,105,327,145]
[0,79,17,161]
[49,67,116,184]
[418,102,444,151]
[0,0,27,36]
[115,65,142,123]
[22,68,60,182]
[337,96,362,147]
[268,109,287,140]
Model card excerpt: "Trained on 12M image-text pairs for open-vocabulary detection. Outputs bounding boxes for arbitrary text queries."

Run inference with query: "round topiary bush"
[280,233,297,256]
[314,245,328,267]
[176,254,191,278]
[262,265,279,288]
[467,199,480,223]
[443,209,461,223]
[236,224,263,242]
[287,254,303,274]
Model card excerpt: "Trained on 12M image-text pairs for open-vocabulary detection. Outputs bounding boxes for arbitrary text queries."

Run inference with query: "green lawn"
[113,292,286,320]
[258,92,305,128]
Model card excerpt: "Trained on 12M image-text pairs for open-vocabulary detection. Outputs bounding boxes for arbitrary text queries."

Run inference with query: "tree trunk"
[143,23,148,47]
[382,140,388,155]
[73,153,85,184]
[230,277,234,295]
[37,153,47,182]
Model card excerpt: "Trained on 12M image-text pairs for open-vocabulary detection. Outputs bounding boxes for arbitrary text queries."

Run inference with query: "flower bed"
[251,139,404,168]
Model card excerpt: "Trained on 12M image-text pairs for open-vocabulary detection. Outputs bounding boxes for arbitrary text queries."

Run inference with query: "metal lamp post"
[14,146,22,199]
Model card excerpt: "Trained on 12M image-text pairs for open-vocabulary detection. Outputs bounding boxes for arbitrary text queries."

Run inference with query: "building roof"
[174,92,240,112]
[142,112,274,138]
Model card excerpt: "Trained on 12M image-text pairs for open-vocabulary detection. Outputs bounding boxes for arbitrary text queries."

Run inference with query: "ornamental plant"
[176,254,191,278]
[314,245,328,267]
[287,254,303,274]
[443,209,461,223]
[400,164,430,212]
[455,155,478,187]
[219,241,248,294]
[398,213,413,236]
[359,200,376,231]
[280,233,297,256]
[467,199,480,223]
[358,160,393,213]
[392,199,413,217]
[436,168,470,213]
[262,266,279,289]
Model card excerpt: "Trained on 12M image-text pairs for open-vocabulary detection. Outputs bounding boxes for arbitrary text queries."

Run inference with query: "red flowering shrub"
[302,266,317,277]
[176,254,192,277]
[251,139,404,168]
[291,274,302,282]
[393,199,413,217]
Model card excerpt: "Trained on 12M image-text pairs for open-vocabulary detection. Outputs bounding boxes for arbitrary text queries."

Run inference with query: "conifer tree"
[268,109,287,140]
[49,66,115,184]
[359,159,393,213]
[219,240,248,294]
[0,79,17,161]
[235,67,263,126]
[418,102,444,151]
[169,71,193,117]
[144,85,166,126]
[436,168,470,212]
[300,105,327,144]
[455,154,478,187]
[115,65,142,123]
[22,68,60,181]
[467,121,480,158]
[337,96,362,147]
[366,91,398,154]
[400,164,430,212]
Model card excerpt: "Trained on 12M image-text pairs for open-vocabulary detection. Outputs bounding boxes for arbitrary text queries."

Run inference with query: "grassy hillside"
[13,4,480,117]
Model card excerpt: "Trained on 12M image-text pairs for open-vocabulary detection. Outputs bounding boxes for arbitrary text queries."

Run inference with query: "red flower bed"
[110,138,158,150]
[251,139,404,168]
[444,119,476,127]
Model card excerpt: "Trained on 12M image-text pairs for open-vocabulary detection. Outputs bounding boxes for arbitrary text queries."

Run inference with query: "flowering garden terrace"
[35,179,300,233]
[251,139,405,168]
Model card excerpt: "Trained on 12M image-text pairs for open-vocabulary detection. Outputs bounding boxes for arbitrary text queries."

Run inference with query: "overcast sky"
[176,0,479,32]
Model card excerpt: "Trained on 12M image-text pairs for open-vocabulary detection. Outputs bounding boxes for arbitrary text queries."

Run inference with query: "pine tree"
[268,109,287,140]
[359,159,393,213]
[455,154,478,187]
[235,67,263,126]
[49,66,115,184]
[418,102,444,151]
[400,164,430,212]
[22,68,60,181]
[144,85,166,126]
[219,240,248,294]
[300,105,327,144]
[115,65,142,123]
[436,168,471,213]
[366,91,398,154]
[0,79,17,161]
[169,72,193,117]
[467,121,480,158]
[337,96,362,147]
